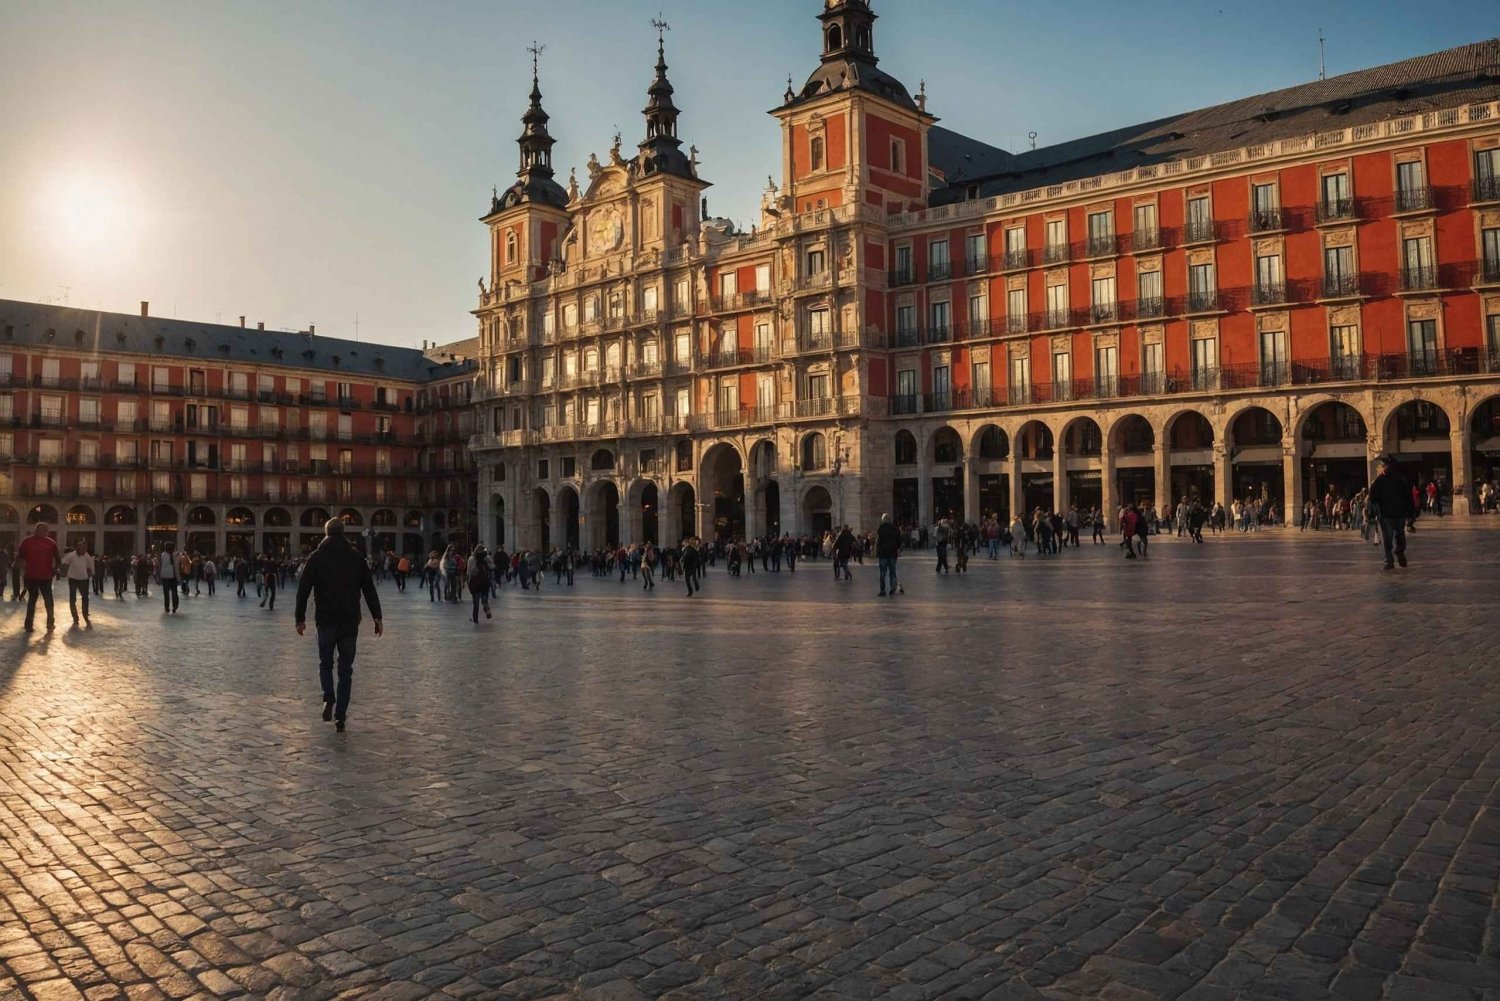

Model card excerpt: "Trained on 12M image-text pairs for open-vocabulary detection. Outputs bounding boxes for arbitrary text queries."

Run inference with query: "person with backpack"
[157,543,181,613]
[467,545,493,623]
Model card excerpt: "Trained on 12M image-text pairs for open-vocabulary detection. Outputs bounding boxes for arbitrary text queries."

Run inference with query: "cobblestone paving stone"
[1,529,1499,1000]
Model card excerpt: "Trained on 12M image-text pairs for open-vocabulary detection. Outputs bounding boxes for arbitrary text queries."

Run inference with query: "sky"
[0,0,1495,350]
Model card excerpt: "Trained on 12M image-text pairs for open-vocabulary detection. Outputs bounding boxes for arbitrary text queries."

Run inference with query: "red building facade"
[0,300,477,557]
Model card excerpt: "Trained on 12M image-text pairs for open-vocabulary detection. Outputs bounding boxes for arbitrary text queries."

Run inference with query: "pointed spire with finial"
[637,14,695,179]
[495,41,569,211]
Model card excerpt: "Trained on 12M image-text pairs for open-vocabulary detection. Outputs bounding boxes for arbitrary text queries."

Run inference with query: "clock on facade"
[590,209,624,251]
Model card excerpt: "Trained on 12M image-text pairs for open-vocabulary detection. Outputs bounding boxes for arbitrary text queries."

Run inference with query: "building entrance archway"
[701,443,745,541]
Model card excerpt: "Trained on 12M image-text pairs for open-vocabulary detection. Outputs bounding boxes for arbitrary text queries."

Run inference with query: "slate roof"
[930,38,1500,205]
[0,299,476,384]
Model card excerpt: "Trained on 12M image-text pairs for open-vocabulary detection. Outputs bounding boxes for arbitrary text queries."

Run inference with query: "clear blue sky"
[1,0,1493,348]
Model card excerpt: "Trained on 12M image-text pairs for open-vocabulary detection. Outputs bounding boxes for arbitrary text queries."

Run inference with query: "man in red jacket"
[17,522,61,632]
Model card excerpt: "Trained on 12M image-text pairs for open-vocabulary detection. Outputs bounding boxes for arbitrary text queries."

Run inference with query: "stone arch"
[1301,400,1368,442]
[66,504,97,525]
[29,503,61,525]
[532,486,552,551]
[584,478,621,549]
[800,432,827,472]
[1059,416,1103,457]
[146,504,177,528]
[749,438,777,479]
[0,503,18,523]
[337,508,363,526]
[1015,420,1054,460]
[1166,409,1215,450]
[371,509,397,527]
[226,507,255,527]
[187,506,216,526]
[1383,397,1453,443]
[1227,406,1284,449]
[627,479,660,545]
[1110,414,1155,454]
[926,425,962,464]
[301,507,332,528]
[265,507,292,528]
[971,424,1009,460]
[826,24,842,51]
[801,484,834,536]
[590,448,615,471]
[667,480,696,544]
[893,429,918,465]
[702,442,746,540]
[1385,397,1456,500]
[554,485,580,549]
[104,505,137,526]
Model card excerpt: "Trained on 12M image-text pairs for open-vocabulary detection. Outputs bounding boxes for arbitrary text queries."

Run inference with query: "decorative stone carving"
[971,344,991,363]
[1007,274,1026,291]
[1089,262,1115,280]
[1400,220,1432,240]
[1323,228,1356,249]
[1328,305,1360,326]
[1136,255,1162,273]
[1406,301,1439,321]
[1187,248,1214,267]
[1190,319,1218,341]
[1140,325,1164,345]
[1092,331,1119,350]
[1256,311,1289,333]
[1008,342,1030,360]
[1480,209,1500,229]
[1050,333,1072,353]
[1045,268,1069,286]
[1253,238,1282,257]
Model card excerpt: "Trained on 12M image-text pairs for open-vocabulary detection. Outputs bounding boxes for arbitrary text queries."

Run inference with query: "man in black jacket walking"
[1368,456,1414,571]
[295,519,383,731]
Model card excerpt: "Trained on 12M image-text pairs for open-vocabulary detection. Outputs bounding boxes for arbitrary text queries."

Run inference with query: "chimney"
[308,324,315,335]
[257,322,265,331]
[140,301,149,317]
[239,316,246,328]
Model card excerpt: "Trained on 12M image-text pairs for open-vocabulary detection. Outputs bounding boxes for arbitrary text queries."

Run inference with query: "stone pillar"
[1007,462,1023,523]
[1213,445,1232,511]
[1283,440,1302,521]
[215,528,226,559]
[477,463,495,550]
[1099,448,1116,530]
[1153,443,1171,516]
[1449,427,1472,515]
[778,483,795,539]
[1053,448,1069,513]
[745,476,763,539]
[616,498,631,546]
[962,462,979,524]
[916,458,933,529]
[1366,434,1383,487]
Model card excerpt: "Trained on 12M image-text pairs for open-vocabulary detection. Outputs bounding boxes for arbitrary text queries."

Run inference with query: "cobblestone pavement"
[2,529,1499,1001]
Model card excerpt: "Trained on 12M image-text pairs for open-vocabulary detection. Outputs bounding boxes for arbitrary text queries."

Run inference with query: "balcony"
[1394,185,1434,214]
[1247,208,1284,234]
[707,348,755,369]
[927,262,953,282]
[1042,309,1075,331]
[626,360,662,378]
[793,398,837,418]
[1477,257,1500,286]
[1002,248,1030,271]
[1084,235,1118,259]
[890,394,919,416]
[893,327,922,349]
[1088,302,1119,325]
[798,270,833,292]
[1398,266,1439,292]
[664,358,694,376]
[1319,273,1363,300]
[709,290,773,313]
[888,268,915,287]
[1183,218,1217,244]
[1250,282,1287,307]
[964,254,993,276]
[1041,243,1070,265]
[111,380,144,394]
[1316,198,1358,224]
[1004,315,1029,335]
[956,319,993,341]
[799,333,833,353]
[1133,296,1166,320]
[1131,229,1162,253]
[1474,175,1500,205]
[1185,290,1220,313]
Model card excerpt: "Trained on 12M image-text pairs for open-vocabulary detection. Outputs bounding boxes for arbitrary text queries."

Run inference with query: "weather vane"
[527,40,545,79]
[652,14,670,46]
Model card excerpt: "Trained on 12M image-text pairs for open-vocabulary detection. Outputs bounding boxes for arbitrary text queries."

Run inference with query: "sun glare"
[41,170,139,250]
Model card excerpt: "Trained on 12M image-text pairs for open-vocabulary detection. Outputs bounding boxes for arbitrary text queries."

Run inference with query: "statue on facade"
[566,167,580,202]
[587,151,602,180]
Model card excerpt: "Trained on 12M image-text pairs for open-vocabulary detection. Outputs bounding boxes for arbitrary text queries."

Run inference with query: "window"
[802,432,827,471]
[1251,182,1279,229]
[562,303,578,330]
[753,264,771,292]
[1137,270,1163,314]
[806,308,830,344]
[1407,318,1439,373]
[117,362,136,388]
[805,249,827,276]
[39,439,63,466]
[1095,346,1118,397]
[1478,148,1500,200]
[152,366,170,392]
[1487,314,1500,358]
[1191,337,1218,390]
[1254,254,1283,303]
[929,300,951,337]
[1186,196,1212,241]
[1045,282,1069,325]
[337,414,353,441]
[1006,287,1026,332]
[1052,351,1072,399]
[805,373,830,400]
[1133,203,1158,244]
[1260,328,1287,384]
[1397,160,1425,194]
[1321,172,1352,218]
[810,136,824,171]
[1323,245,1356,296]
[894,245,912,279]
[80,398,100,425]
[1008,356,1031,404]
[895,304,917,342]
[41,357,60,385]
[1004,227,1025,266]
[895,369,917,409]
[81,360,100,386]
[1086,211,1113,255]
[117,400,137,426]
[1045,218,1066,252]
[971,361,990,406]
[505,231,517,264]
[929,240,950,277]
[890,139,904,174]
[719,271,737,298]
[1482,227,1500,278]
[1188,262,1216,310]
[968,291,987,335]
[966,233,985,271]
[716,379,739,418]
[0,433,11,459]
[1402,235,1435,288]
[1331,324,1361,378]
[0,393,10,421]
[932,365,951,408]
[39,395,63,424]
[583,296,598,322]
[1090,276,1117,321]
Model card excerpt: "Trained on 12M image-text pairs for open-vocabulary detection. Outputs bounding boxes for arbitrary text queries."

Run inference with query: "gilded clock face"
[591,209,623,251]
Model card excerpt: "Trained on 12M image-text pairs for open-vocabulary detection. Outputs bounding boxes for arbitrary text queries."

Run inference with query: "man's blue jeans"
[879,556,899,593]
[316,624,359,720]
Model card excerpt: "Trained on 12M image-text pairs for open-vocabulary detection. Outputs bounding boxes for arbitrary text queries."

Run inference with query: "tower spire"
[637,14,694,178]
[494,41,568,212]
